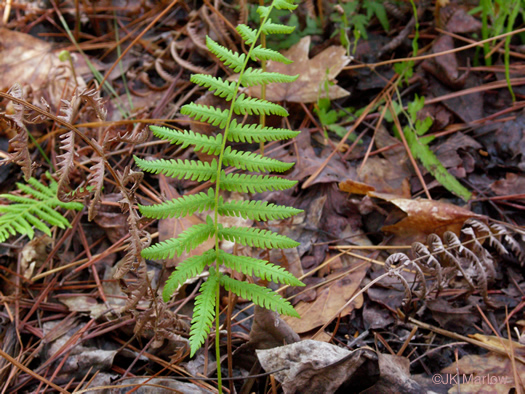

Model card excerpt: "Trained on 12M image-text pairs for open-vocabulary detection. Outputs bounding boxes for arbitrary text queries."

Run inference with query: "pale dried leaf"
[245,36,351,103]
[257,340,375,394]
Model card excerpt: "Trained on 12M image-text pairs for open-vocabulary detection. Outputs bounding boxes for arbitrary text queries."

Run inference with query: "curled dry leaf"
[257,340,377,394]
[370,192,484,241]
[247,305,300,350]
[244,36,351,103]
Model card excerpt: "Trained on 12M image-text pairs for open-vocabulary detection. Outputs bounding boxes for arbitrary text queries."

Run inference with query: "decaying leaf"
[0,28,81,101]
[43,321,118,380]
[339,179,376,195]
[361,353,423,393]
[441,350,524,393]
[20,235,51,280]
[257,340,377,394]
[247,305,300,350]
[490,173,525,198]
[245,36,351,103]
[283,260,369,334]
[371,192,484,241]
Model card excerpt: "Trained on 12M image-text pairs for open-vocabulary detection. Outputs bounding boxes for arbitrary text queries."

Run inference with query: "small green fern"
[0,173,83,242]
[134,0,303,379]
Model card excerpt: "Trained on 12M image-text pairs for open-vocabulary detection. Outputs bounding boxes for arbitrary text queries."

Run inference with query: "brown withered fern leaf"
[56,129,77,201]
[133,302,190,356]
[0,84,32,180]
[56,88,107,206]
[186,21,208,53]
[116,122,150,145]
[86,155,105,221]
[113,166,152,312]
[77,88,107,121]
[385,219,524,311]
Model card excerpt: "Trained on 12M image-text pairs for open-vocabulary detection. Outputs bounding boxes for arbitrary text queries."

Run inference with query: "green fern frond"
[150,126,222,155]
[180,103,230,128]
[220,173,297,193]
[162,249,217,301]
[222,146,293,173]
[218,225,300,249]
[218,250,303,286]
[0,173,83,242]
[141,217,215,259]
[219,199,302,221]
[228,120,299,143]
[262,19,295,35]
[234,94,288,116]
[252,46,292,64]
[190,271,219,356]
[236,25,257,45]
[206,37,246,72]
[134,156,218,182]
[139,188,215,219]
[190,75,237,101]
[240,68,298,87]
[220,275,299,317]
[135,0,303,369]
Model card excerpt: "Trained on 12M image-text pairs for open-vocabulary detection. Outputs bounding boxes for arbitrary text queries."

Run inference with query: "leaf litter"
[0,0,525,393]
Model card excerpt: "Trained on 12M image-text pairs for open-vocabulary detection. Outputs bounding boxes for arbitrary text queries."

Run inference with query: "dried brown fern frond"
[385,219,524,310]
[55,88,106,204]
[56,129,77,200]
[385,253,427,309]
[1,84,32,180]
[113,166,151,312]
[77,88,107,121]
[133,301,190,355]
[186,21,209,53]
[86,155,105,221]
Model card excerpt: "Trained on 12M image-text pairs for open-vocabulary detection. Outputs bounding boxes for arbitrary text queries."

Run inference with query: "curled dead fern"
[385,219,524,310]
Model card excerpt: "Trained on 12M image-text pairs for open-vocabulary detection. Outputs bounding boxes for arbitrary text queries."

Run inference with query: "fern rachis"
[135,0,302,389]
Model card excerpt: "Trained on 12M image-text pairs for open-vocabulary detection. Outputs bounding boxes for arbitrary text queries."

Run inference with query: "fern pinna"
[134,0,303,364]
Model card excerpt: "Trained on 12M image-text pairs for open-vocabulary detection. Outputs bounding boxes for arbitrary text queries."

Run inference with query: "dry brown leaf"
[246,305,300,350]
[361,354,423,393]
[340,125,411,197]
[490,173,525,198]
[468,333,525,359]
[441,351,524,393]
[371,192,483,241]
[0,28,86,106]
[245,36,351,103]
[283,261,369,334]
[339,179,376,195]
[257,340,376,394]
